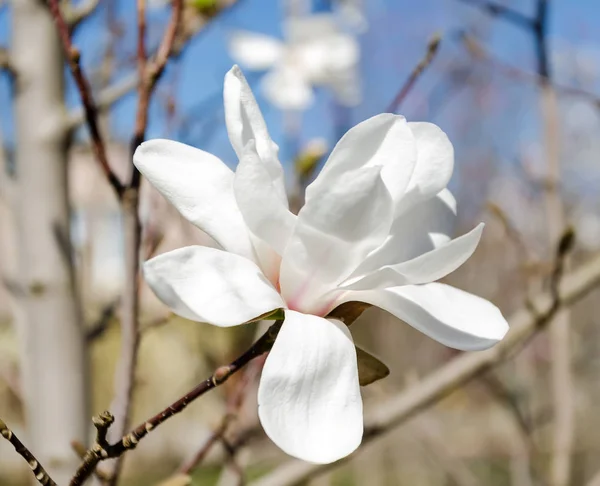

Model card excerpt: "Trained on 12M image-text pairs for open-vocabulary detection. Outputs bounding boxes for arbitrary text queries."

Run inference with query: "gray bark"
[11,0,88,483]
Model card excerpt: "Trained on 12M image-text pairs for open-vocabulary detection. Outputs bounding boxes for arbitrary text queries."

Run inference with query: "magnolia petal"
[346,283,509,351]
[143,246,284,327]
[347,189,457,280]
[134,139,254,260]
[234,141,297,256]
[356,346,390,386]
[223,66,287,204]
[258,310,363,463]
[344,223,484,290]
[262,65,315,110]
[280,166,393,314]
[398,122,454,212]
[228,31,283,71]
[308,114,417,204]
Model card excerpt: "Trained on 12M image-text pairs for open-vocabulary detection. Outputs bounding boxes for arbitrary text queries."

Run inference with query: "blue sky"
[1,0,600,182]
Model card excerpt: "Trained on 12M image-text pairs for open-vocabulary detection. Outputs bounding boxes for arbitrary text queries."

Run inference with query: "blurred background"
[1,0,600,485]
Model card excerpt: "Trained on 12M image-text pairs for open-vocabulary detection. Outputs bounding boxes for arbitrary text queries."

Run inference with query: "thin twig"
[0,418,58,486]
[46,0,124,199]
[69,320,283,486]
[130,0,183,188]
[250,237,595,486]
[105,2,183,484]
[386,34,441,113]
[65,0,243,132]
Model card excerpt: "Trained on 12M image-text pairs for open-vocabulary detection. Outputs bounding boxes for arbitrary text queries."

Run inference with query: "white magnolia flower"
[134,66,509,464]
[228,13,360,110]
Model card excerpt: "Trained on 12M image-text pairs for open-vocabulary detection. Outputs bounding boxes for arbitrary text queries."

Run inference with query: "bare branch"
[130,0,184,170]
[65,0,243,131]
[69,320,283,486]
[250,244,600,486]
[0,418,58,486]
[387,34,441,113]
[105,2,183,484]
[66,73,138,131]
[47,0,125,198]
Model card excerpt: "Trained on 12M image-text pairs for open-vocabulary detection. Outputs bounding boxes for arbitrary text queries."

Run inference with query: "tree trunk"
[11,0,88,483]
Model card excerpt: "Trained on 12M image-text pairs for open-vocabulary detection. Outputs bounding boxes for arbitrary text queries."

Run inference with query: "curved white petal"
[397,122,454,212]
[143,246,284,327]
[228,31,283,71]
[258,310,363,463]
[134,139,254,260]
[280,166,393,314]
[348,188,457,279]
[262,65,314,110]
[224,66,287,204]
[344,222,483,290]
[346,283,509,351]
[308,114,417,205]
[234,141,297,256]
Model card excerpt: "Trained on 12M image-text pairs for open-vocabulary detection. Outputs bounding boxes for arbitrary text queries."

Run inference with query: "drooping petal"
[143,246,284,327]
[343,223,484,290]
[234,141,297,256]
[396,122,454,212]
[347,188,457,279]
[308,114,417,204]
[134,139,254,260]
[280,166,393,314]
[258,310,363,463]
[223,66,287,204]
[344,283,509,351]
[228,31,284,71]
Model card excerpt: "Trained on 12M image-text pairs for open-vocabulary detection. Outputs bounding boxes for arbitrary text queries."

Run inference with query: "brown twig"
[69,320,283,486]
[386,34,441,113]
[250,235,593,486]
[0,418,58,486]
[47,0,125,199]
[71,440,112,483]
[65,0,243,131]
[130,0,183,187]
[105,3,183,484]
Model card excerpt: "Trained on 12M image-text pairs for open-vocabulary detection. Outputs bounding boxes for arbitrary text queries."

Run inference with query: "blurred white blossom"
[134,66,508,464]
[228,13,361,110]
[334,0,368,32]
